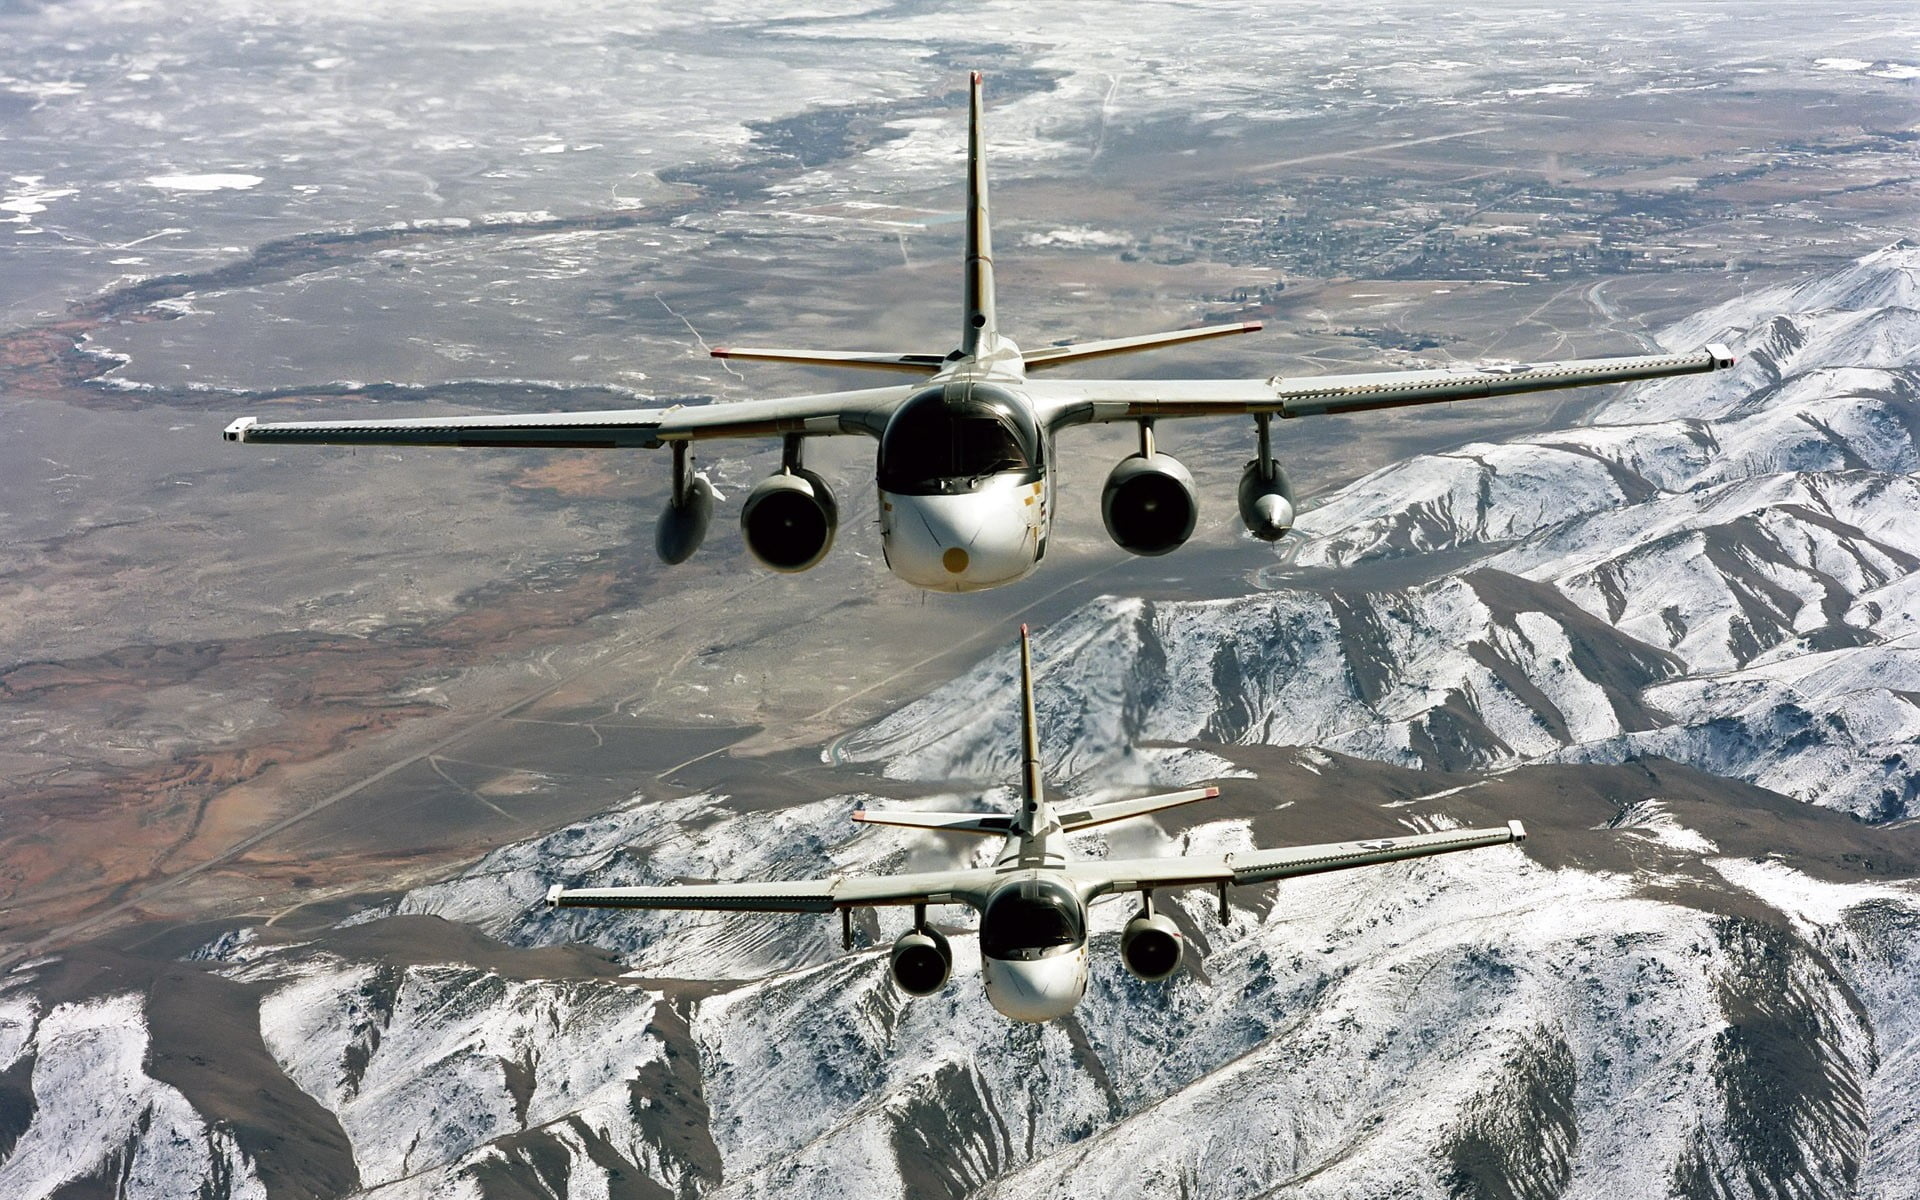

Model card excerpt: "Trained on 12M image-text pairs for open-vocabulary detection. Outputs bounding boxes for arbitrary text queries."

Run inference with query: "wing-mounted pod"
[1102,421,1198,557]
[741,435,838,572]
[656,441,716,564]
[1237,412,1295,542]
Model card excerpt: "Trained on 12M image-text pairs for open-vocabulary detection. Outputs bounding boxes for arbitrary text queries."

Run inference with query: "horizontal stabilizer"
[1056,786,1219,833]
[852,809,1016,836]
[711,347,948,374]
[1023,323,1262,371]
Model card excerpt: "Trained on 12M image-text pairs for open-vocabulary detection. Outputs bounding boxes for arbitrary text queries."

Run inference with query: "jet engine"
[741,468,837,572]
[1237,458,1295,542]
[1101,452,1198,556]
[1120,911,1184,982]
[889,926,952,995]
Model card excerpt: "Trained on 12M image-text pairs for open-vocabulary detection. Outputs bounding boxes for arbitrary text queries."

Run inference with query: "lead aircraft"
[225,74,1734,593]
[547,627,1526,1022]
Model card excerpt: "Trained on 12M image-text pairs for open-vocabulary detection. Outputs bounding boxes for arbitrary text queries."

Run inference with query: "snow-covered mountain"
[7,245,1920,1198]
[6,773,1914,1199]
[842,243,1920,822]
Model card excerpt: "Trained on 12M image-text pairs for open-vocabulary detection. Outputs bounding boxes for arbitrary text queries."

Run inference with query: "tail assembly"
[708,73,1265,378]
[710,72,1000,376]
[1017,622,1046,831]
[962,70,998,358]
[1022,322,1264,370]
[849,626,1220,839]
[708,347,947,374]
[851,808,1013,836]
[1054,786,1218,832]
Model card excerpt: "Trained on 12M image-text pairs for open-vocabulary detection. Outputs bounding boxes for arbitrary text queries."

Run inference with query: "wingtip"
[709,347,729,358]
[971,70,982,85]
[1242,321,1264,332]
[1508,819,1528,843]
[1203,786,1221,799]
[545,883,564,907]
[851,809,869,823]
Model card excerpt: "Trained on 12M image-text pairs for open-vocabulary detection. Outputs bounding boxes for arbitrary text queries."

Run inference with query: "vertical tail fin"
[1018,624,1044,828]
[962,71,998,358]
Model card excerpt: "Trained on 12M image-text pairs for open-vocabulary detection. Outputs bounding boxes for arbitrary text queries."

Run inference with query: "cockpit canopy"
[877,382,1042,495]
[979,875,1086,962]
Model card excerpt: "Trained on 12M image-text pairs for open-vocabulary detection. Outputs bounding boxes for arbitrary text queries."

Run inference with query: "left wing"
[1067,820,1526,896]
[1033,345,1733,426]
[224,384,916,449]
[546,866,1000,913]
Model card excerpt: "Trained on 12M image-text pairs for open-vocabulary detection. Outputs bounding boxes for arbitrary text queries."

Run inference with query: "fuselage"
[874,342,1055,593]
[971,794,1094,1022]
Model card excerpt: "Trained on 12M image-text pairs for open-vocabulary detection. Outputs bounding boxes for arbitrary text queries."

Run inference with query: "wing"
[1068,820,1526,895]
[546,866,1000,914]
[223,384,916,449]
[1032,345,1734,426]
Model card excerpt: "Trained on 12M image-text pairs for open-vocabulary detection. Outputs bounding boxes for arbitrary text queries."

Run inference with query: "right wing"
[1069,820,1526,895]
[1034,346,1733,425]
[223,384,916,449]
[546,866,1000,913]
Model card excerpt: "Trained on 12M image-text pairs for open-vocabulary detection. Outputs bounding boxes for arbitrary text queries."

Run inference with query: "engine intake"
[1237,459,1295,542]
[1120,912,1184,982]
[1102,452,1197,556]
[741,468,837,572]
[889,926,952,995]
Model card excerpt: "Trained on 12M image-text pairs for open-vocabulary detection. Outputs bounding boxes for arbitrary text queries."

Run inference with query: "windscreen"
[979,877,1085,961]
[877,384,1040,495]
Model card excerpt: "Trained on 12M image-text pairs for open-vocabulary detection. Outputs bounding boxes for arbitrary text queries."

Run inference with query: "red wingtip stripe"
[710,347,729,357]
[851,810,868,821]
[1242,321,1264,332]
[1203,787,1220,798]
[971,70,982,84]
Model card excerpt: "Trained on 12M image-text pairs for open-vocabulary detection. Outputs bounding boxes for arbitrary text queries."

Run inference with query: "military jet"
[225,74,1733,593]
[546,626,1526,1022]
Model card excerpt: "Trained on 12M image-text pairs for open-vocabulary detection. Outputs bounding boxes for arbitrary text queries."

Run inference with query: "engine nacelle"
[655,475,715,565]
[889,926,952,996]
[1120,912,1184,982]
[1101,452,1198,557]
[1237,459,1296,542]
[741,468,837,572]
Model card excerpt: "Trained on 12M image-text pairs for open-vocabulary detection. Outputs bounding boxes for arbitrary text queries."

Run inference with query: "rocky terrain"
[3,243,1919,1198]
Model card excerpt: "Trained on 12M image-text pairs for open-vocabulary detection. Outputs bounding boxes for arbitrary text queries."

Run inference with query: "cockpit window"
[877,384,1041,495]
[979,876,1085,961]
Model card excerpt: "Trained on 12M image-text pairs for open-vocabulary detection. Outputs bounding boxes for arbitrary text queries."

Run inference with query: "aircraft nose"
[981,952,1088,1022]
[883,489,1037,591]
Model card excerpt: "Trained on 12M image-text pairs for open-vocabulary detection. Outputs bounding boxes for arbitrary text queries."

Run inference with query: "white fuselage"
[878,469,1050,592]
[981,948,1090,1022]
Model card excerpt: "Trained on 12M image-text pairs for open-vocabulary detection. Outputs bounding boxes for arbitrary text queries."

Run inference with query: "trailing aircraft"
[545,626,1526,1022]
[225,74,1733,593]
